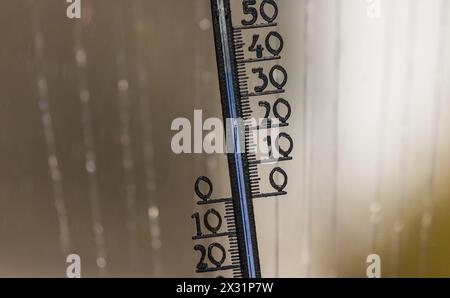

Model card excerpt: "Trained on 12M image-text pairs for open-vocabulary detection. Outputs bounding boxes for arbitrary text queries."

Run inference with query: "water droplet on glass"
[96,257,107,269]
[148,206,159,220]
[118,79,129,91]
[199,18,211,31]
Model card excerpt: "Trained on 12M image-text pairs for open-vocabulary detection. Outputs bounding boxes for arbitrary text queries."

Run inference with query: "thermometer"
[192,0,292,278]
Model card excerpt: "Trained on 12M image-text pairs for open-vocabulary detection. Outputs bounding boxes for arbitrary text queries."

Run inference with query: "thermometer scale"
[191,0,292,278]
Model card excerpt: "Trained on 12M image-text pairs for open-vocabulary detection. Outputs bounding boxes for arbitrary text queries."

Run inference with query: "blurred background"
[0,0,449,277]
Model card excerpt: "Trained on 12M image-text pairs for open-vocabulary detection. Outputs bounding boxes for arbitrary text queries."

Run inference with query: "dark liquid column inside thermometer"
[210,0,260,278]
[191,0,291,278]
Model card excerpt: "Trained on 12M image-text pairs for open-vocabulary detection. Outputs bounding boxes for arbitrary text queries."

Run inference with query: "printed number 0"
[270,167,288,192]
[194,176,213,201]
[260,0,279,23]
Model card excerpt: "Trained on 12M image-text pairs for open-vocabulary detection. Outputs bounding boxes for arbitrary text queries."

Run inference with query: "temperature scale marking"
[191,0,292,278]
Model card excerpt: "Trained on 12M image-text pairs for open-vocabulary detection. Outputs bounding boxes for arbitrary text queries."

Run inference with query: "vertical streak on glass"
[331,0,342,278]
[370,0,396,256]
[28,0,71,259]
[72,18,108,276]
[418,0,448,277]
[194,0,209,119]
[114,1,139,273]
[301,0,312,277]
[195,1,214,179]
[131,0,163,276]
[194,0,212,275]
[392,0,418,277]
